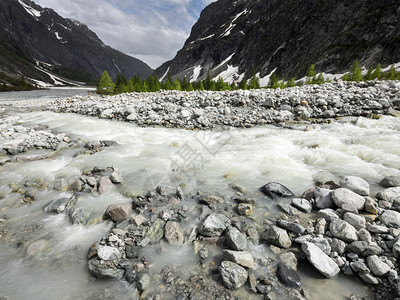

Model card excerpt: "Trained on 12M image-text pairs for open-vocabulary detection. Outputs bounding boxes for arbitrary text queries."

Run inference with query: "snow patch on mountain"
[160,67,170,82]
[220,9,249,37]
[190,65,202,82]
[190,34,215,45]
[216,65,244,83]
[18,0,42,19]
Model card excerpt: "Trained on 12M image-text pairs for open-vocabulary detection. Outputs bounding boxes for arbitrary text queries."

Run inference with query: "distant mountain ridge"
[155,0,400,83]
[0,0,153,86]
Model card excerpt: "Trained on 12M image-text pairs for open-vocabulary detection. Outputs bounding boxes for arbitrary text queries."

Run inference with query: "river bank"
[0,84,400,299]
[43,80,400,129]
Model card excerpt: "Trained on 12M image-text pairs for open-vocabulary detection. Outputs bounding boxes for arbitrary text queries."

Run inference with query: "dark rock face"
[0,0,153,83]
[155,0,400,81]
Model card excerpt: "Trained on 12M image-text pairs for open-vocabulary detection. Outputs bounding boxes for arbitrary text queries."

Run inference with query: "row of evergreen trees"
[96,61,400,95]
[97,70,261,95]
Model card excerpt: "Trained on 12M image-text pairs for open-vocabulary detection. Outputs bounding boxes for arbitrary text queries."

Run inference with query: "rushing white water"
[1,107,400,299]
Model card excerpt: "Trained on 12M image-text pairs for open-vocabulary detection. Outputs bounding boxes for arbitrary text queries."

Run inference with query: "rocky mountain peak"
[155,0,400,83]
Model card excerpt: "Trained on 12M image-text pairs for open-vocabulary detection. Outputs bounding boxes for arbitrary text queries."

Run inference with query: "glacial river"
[0,89,399,299]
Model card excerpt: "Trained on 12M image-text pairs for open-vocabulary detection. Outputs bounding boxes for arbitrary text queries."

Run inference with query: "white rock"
[367,255,391,276]
[380,210,400,228]
[340,176,370,196]
[97,246,121,261]
[329,219,358,242]
[331,188,365,210]
[302,242,340,278]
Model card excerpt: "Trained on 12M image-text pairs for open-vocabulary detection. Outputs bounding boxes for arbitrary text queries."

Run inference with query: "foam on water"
[1,110,399,299]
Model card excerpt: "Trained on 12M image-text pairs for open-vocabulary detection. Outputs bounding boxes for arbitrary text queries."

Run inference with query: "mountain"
[0,0,153,86]
[155,0,400,83]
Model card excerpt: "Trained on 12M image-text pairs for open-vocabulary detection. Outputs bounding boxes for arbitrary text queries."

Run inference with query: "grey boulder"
[219,261,248,290]
[302,242,340,278]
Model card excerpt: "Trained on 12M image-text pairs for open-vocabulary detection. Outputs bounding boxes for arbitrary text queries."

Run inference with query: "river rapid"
[1,89,400,299]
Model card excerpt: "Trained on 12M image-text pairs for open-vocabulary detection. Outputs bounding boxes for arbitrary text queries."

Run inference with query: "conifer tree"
[364,67,374,81]
[97,71,115,95]
[372,64,382,80]
[268,72,278,88]
[349,59,362,81]
[307,64,316,78]
[386,65,398,80]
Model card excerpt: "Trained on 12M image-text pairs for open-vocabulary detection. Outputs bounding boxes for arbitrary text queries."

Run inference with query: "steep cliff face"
[155,0,400,83]
[0,0,153,84]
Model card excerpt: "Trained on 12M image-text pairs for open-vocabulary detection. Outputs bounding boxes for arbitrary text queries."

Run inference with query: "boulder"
[343,212,366,230]
[376,187,400,206]
[339,176,370,196]
[380,176,400,188]
[291,198,312,213]
[302,242,340,278]
[223,250,254,268]
[69,207,90,226]
[110,169,123,183]
[331,188,365,210]
[318,208,340,222]
[88,259,124,278]
[262,225,292,248]
[43,197,71,214]
[330,219,358,242]
[105,202,132,223]
[276,263,301,288]
[97,176,114,194]
[380,210,400,228]
[219,261,248,290]
[226,227,247,251]
[164,221,184,245]
[366,255,391,276]
[145,219,166,244]
[260,182,294,198]
[277,219,305,235]
[199,213,230,237]
[314,187,333,209]
[97,245,121,261]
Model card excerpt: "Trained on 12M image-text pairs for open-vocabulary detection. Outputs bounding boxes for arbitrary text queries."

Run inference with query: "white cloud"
[34,0,214,69]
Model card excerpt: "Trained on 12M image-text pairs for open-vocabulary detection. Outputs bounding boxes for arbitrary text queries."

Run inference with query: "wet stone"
[226,227,247,251]
[263,225,292,249]
[223,250,254,268]
[97,176,114,194]
[105,202,132,223]
[237,203,253,216]
[199,213,230,237]
[97,245,121,261]
[43,197,71,214]
[219,261,248,290]
[164,221,184,245]
[291,198,312,213]
[146,219,165,244]
[260,182,294,198]
[277,219,305,235]
[69,207,90,226]
[125,245,140,259]
[88,259,124,279]
[137,273,151,292]
[276,262,301,288]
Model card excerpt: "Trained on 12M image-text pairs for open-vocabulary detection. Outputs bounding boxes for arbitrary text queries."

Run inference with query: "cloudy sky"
[34,0,215,69]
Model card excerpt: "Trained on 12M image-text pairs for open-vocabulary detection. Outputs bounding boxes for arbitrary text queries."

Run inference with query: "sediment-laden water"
[0,88,400,299]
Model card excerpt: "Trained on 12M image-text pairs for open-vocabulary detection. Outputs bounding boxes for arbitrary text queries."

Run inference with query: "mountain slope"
[0,0,153,85]
[155,0,400,83]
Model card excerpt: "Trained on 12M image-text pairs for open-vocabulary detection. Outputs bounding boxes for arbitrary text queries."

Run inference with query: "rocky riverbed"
[44,80,400,129]
[1,82,400,299]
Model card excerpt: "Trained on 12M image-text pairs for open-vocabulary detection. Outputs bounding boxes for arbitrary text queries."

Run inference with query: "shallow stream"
[1,90,400,299]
